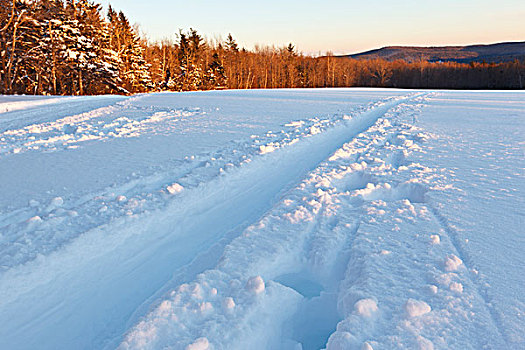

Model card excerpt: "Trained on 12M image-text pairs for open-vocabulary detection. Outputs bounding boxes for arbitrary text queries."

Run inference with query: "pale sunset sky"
[99,0,524,55]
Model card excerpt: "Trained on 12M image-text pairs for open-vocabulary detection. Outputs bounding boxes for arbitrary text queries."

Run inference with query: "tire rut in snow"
[119,91,509,350]
[0,94,418,350]
[118,93,429,350]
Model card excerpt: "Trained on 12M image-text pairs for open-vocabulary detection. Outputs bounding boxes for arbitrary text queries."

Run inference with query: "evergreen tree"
[204,52,227,89]
[107,9,152,92]
[286,43,295,56]
[175,28,204,91]
[1,0,122,95]
[70,0,120,94]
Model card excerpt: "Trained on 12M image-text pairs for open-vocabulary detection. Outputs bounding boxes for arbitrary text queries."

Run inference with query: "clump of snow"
[189,283,203,299]
[222,297,235,310]
[199,302,213,313]
[283,199,294,206]
[362,342,374,350]
[417,336,434,350]
[354,298,378,317]
[427,285,438,294]
[310,126,321,135]
[245,276,265,294]
[327,331,357,350]
[285,120,305,127]
[51,197,64,207]
[167,183,184,195]
[443,255,463,271]
[185,337,209,350]
[405,299,431,317]
[26,216,43,229]
[44,197,64,213]
[259,144,276,154]
[449,282,463,294]
[353,180,427,204]
[285,206,314,224]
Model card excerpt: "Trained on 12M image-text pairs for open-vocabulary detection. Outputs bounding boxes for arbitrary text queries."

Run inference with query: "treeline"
[1,0,524,95]
[1,0,152,95]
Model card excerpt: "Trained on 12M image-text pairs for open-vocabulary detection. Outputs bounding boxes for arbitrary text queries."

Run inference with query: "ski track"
[0,90,519,350]
[0,92,420,350]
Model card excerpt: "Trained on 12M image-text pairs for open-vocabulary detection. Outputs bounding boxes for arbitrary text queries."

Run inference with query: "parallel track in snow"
[0,93,420,349]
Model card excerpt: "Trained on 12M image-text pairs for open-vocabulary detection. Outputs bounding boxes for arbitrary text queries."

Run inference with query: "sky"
[99,0,525,55]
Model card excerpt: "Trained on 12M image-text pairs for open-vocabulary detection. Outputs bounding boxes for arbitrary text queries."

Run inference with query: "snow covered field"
[0,89,523,350]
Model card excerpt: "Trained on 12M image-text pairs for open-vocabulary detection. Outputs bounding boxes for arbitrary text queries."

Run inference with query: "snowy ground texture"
[0,89,523,350]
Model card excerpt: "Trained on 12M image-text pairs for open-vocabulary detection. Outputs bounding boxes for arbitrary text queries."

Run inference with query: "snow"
[0,88,523,350]
[166,183,184,194]
[430,234,440,244]
[354,298,378,317]
[0,96,83,113]
[443,254,463,272]
[186,338,210,350]
[246,276,266,294]
[404,299,431,317]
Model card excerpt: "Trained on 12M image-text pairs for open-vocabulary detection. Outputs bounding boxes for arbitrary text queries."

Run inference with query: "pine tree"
[204,52,227,89]
[11,0,121,95]
[223,33,240,88]
[175,28,204,91]
[69,0,120,94]
[225,33,238,52]
[107,8,152,93]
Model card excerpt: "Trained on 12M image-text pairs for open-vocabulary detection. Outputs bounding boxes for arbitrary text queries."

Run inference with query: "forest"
[1,0,524,95]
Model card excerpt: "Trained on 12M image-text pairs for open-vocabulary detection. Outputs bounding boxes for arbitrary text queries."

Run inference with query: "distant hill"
[341,42,525,63]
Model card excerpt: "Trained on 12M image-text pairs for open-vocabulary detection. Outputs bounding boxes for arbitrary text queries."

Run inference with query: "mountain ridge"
[340,41,525,63]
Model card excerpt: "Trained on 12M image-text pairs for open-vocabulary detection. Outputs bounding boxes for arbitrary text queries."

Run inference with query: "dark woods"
[1,0,524,95]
